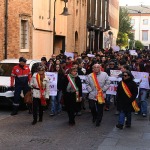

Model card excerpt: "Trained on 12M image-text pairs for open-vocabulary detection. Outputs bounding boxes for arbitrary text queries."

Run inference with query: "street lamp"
[53,0,70,54]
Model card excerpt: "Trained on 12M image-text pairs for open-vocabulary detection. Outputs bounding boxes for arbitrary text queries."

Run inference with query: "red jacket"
[11,65,31,87]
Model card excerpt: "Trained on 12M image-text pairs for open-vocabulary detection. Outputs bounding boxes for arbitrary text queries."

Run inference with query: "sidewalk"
[98,99,150,150]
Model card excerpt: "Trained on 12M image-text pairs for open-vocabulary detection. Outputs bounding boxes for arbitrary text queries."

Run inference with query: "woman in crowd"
[116,70,138,129]
[62,67,82,126]
[30,65,50,125]
[50,64,65,116]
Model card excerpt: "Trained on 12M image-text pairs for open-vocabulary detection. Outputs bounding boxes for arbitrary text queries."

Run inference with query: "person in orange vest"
[10,57,31,115]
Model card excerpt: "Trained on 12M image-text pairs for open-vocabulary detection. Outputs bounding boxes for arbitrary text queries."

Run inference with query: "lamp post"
[53,0,70,54]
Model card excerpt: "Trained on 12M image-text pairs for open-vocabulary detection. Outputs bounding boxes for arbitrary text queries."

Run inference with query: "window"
[131,19,135,25]
[143,19,148,25]
[142,30,148,41]
[21,20,29,49]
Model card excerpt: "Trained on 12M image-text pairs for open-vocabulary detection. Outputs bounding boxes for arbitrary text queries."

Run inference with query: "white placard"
[87,54,95,58]
[110,70,122,77]
[129,50,138,56]
[45,72,58,96]
[79,75,88,93]
[131,71,150,89]
[64,52,74,58]
[112,46,120,52]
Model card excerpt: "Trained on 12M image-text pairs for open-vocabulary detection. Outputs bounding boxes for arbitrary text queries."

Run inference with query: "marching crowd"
[10,48,150,129]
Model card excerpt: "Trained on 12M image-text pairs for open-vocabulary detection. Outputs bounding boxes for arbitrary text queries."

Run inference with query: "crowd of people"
[10,48,150,129]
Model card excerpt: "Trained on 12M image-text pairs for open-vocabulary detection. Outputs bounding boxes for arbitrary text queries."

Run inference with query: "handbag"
[24,91,32,104]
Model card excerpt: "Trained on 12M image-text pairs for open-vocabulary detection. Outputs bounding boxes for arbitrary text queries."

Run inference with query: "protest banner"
[45,72,58,96]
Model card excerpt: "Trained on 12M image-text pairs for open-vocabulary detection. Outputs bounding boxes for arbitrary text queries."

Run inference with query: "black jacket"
[62,75,82,97]
[116,78,138,112]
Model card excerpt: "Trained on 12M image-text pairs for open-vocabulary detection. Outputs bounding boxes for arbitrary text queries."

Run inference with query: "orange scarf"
[36,73,47,106]
[91,73,105,104]
[121,81,140,112]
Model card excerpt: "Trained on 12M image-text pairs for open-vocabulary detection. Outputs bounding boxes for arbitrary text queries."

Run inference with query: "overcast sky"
[119,0,150,6]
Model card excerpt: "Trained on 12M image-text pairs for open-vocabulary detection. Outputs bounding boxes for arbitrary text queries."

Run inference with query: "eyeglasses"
[110,64,114,65]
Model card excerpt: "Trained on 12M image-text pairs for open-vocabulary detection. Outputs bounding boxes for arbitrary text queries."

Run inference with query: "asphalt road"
[0,101,117,150]
[0,100,149,150]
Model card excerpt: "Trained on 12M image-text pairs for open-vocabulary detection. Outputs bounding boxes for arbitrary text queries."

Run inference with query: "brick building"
[0,0,87,60]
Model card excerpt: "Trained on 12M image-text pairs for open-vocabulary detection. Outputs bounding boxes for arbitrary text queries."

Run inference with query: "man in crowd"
[86,64,110,127]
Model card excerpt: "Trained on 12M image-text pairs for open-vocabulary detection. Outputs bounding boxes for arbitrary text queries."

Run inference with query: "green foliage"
[116,32,128,48]
[117,7,134,47]
[119,8,133,35]
[135,40,144,50]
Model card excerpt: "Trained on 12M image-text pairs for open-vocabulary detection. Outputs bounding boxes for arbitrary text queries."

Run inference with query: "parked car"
[0,59,41,106]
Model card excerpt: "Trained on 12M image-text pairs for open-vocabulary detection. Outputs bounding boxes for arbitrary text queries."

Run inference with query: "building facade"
[0,0,87,60]
[124,5,150,49]
[86,0,119,52]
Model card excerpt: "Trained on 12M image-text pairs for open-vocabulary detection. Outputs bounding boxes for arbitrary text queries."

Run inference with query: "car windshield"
[0,63,18,76]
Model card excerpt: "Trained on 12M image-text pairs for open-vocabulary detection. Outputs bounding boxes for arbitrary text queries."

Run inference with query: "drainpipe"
[4,0,8,59]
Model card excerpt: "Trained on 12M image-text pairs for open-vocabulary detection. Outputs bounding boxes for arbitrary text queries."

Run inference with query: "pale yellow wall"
[33,0,53,59]
[32,30,53,59]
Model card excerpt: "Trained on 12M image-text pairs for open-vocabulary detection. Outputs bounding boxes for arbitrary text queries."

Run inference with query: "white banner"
[45,72,58,96]
[106,76,141,96]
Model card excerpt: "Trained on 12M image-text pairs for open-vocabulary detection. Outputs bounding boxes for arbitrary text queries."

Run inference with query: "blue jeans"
[118,111,131,125]
[50,90,62,114]
[105,94,111,107]
[138,88,148,115]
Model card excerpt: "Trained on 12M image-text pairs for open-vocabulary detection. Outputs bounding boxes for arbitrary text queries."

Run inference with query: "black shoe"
[92,117,96,123]
[11,111,18,116]
[32,120,37,125]
[125,121,131,128]
[116,124,123,129]
[39,118,43,122]
[96,121,100,127]
[125,124,131,128]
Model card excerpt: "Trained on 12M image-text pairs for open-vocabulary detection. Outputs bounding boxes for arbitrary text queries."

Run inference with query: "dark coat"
[62,75,82,97]
[116,78,138,112]
[57,73,65,91]
[62,75,82,111]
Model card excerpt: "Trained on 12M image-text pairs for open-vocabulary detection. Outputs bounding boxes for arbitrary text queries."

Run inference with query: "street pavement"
[0,100,150,150]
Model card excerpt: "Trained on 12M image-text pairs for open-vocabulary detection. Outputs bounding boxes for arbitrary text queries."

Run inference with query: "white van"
[0,59,41,106]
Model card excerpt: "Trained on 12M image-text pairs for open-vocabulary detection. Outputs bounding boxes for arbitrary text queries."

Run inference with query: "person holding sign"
[116,71,138,129]
[86,64,110,127]
[30,65,50,125]
[62,67,82,126]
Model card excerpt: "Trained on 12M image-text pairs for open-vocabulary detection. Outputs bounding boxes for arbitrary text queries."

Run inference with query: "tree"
[135,40,144,50]
[117,7,134,47]
[116,32,128,48]
[119,7,133,37]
